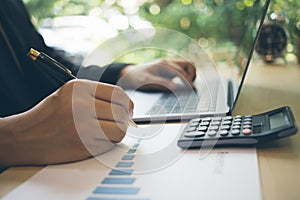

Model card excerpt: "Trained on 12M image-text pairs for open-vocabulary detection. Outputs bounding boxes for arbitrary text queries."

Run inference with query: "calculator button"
[234,115,242,119]
[224,116,233,120]
[219,130,229,136]
[184,131,205,138]
[233,118,242,123]
[202,117,212,122]
[243,125,252,129]
[189,121,200,127]
[243,121,252,125]
[242,129,252,135]
[198,126,208,131]
[232,125,241,130]
[244,118,252,122]
[220,125,231,130]
[207,130,217,137]
[222,121,232,125]
[209,126,219,131]
[211,121,221,126]
[191,118,202,122]
[186,126,197,132]
[200,121,210,126]
[213,117,222,121]
[231,129,240,136]
[233,121,241,126]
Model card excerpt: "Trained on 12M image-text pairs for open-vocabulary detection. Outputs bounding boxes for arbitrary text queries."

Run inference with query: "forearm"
[76,63,129,85]
[0,113,37,168]
[0,116,19,168]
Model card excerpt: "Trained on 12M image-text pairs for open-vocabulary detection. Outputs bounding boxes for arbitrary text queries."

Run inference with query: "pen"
[27,48,76,82]
[27,48,138,128]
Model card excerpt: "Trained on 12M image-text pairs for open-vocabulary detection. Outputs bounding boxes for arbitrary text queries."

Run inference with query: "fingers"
[94,99,130,123]
[71,79,134,116]
[117,59,196,92]
[94,83,134,115]
[80,105,129,143]
[68,79,133,143]
[97,120,128,143]
[84,81,132,142]
[175,60,197,82]
[156,59,196,89]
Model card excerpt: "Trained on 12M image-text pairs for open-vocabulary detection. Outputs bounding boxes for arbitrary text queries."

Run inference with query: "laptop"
[126,0,271,123]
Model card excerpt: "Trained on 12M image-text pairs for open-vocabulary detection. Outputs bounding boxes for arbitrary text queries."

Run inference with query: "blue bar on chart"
[109,169,133,176]
[116,162,134,168]
[93,187,140,195]
[87,197,150,200]
[102,177,136,185]
[127,149,137,154]
[122,155,135,161]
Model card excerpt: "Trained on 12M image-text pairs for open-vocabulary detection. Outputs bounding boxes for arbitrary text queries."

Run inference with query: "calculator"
[177,106,298,149]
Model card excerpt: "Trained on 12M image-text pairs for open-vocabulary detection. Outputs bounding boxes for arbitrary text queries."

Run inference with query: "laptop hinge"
[227,80,234,115]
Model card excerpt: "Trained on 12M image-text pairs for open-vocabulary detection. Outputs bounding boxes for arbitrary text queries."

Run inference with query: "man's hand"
[0,79,134,167]
[118,59,196,92]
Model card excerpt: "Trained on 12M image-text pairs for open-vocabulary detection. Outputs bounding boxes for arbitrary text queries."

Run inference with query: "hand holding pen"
[0,49,138,166]
[0,45,137,169]
[28,48,137,127]
[4,77,136,166]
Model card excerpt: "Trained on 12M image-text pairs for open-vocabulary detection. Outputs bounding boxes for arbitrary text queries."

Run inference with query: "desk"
[0,60,300,200]
[233,60,300,200]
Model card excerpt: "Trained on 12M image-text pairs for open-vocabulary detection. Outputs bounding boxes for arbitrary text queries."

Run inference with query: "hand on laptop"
[0,79,134,167]
[118,59,196,92]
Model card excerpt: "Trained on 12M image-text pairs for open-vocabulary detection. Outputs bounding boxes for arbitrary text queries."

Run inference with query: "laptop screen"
[81,0,271,121]
[178,0,270,113]
[227,0,270,112]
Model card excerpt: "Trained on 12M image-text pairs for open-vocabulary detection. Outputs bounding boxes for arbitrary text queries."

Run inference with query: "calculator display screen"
[269,112,287,129]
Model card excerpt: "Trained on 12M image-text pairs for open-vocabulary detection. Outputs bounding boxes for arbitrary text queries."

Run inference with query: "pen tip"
[129,119,138,127]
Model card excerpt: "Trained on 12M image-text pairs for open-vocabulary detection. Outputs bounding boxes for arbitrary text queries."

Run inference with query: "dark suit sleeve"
[44,46,128,85]
[1,0,127,85]
[42,44,128,85]
[0,0,128,117]
[77,63,127,85]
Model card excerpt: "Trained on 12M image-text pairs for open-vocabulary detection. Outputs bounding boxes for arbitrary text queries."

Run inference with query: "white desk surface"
[1,59,300,200]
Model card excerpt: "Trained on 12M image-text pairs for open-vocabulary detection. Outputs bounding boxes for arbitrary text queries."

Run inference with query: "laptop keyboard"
[146,87,218,115]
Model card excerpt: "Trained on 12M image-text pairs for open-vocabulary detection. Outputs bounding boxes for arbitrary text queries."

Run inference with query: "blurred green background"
[23,0,300,63]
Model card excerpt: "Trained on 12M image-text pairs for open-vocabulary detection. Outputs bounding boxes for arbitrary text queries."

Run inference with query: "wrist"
[119,64,134,78]
[0,116,18,167]
[118,65,135,89]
